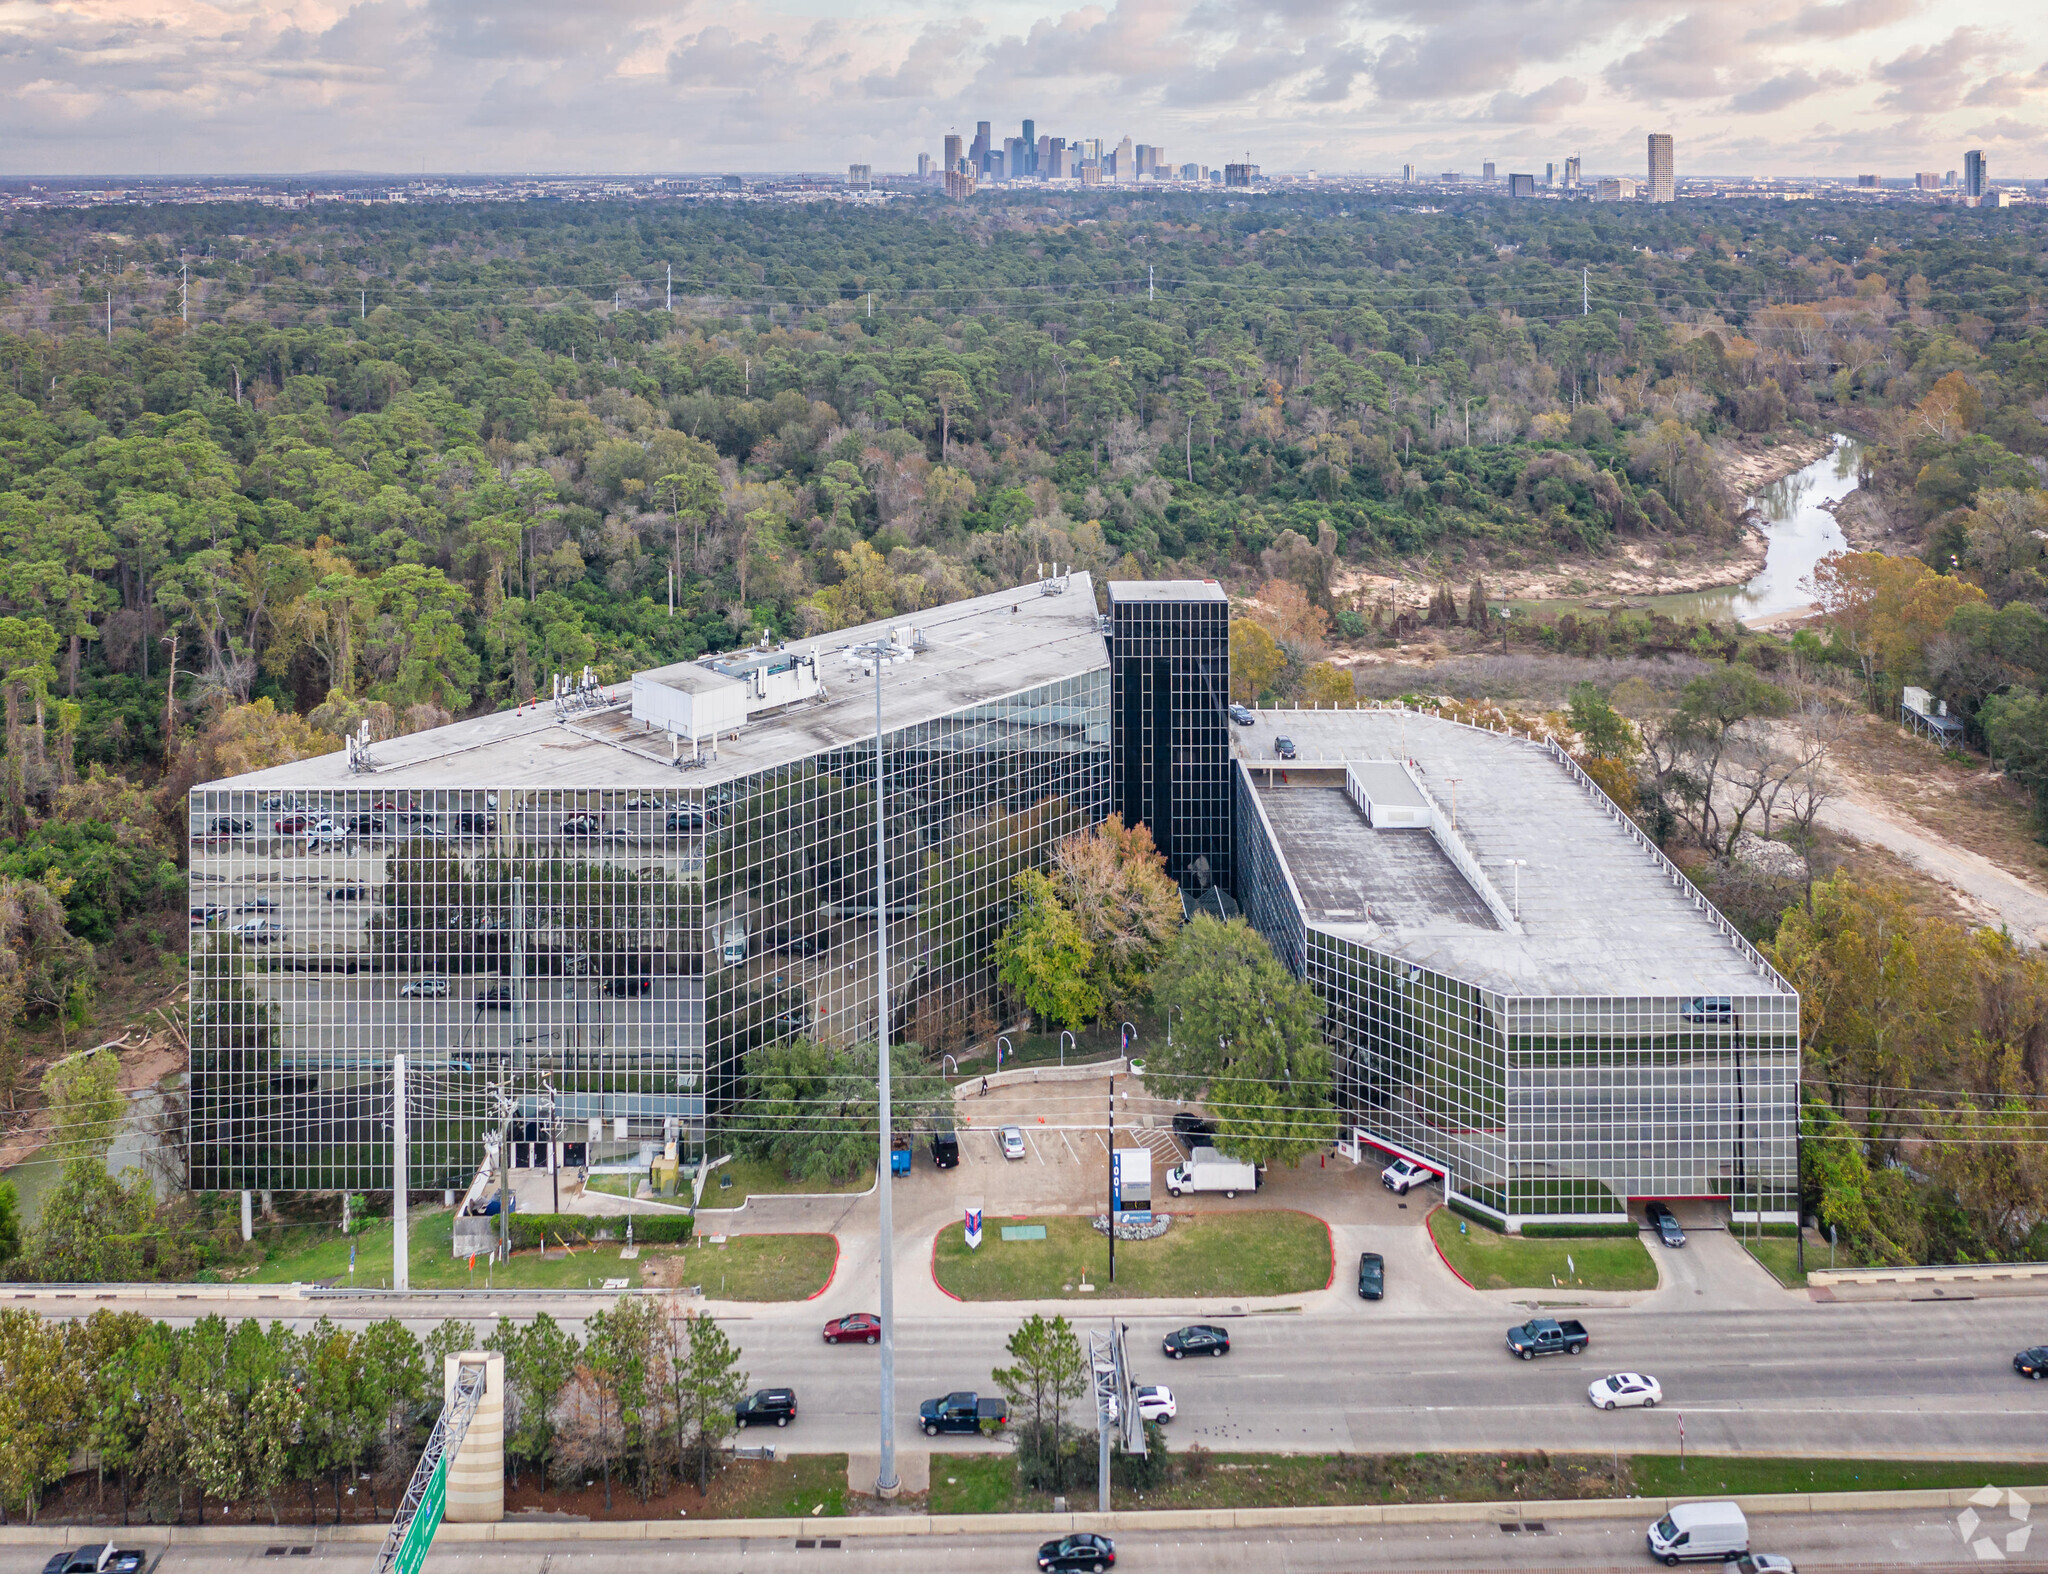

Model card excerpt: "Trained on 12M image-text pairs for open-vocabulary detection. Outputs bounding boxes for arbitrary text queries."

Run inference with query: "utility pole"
[393,1053,410,1291]
[1583,266,1589,316]
[1148,264,1154,303]
[180,258,188,325]
[667,262,673,314]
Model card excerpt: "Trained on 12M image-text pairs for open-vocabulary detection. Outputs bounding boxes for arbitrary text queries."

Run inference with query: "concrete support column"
[239,1190,252,1243]
[443,1352,504,1523]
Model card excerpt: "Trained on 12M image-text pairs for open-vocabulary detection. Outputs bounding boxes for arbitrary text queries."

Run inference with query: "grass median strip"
[926,1450,2048,1516]
[1429,1207,1657,1292]
[933,1210,1330,1300]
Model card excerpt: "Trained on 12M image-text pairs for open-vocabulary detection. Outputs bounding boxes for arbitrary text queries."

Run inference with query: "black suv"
[1172,1113,1218,1144]
[735,1388,797,1427]
[1228,702,1255,726]
[1273,735,1297,760]
[930,1124,960,1169]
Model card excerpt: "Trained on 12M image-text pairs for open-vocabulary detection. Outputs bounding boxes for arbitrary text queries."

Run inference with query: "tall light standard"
[851,630,906,1498]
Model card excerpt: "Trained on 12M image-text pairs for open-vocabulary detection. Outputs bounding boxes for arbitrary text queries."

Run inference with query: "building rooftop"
[200,575,1109,793]
[1237,709,1792,1000]
[1106,580,1228,604]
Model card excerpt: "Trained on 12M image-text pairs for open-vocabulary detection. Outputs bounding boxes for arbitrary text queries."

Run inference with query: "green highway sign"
[392,1455,448,1574]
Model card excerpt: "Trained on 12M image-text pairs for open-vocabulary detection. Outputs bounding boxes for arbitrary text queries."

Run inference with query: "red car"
[823,1313,880,1345]
[274,815,311,834]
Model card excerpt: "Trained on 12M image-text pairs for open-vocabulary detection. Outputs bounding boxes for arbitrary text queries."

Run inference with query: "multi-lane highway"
[14,1280,2046,1462]
[0,1503,2015,1572]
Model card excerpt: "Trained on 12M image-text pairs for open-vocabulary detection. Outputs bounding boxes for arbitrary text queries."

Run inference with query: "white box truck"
[1647,1502,1748,1565]
[1163,1146,1261,1199]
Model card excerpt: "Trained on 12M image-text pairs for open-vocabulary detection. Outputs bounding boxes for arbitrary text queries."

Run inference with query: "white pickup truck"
[1164,1145,1261,1198]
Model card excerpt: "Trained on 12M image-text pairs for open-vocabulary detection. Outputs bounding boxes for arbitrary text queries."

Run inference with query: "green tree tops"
[1148,915,1333,1164]
[995,869,1101,1032]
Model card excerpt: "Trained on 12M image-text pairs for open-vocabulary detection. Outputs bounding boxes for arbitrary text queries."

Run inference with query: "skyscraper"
[943,132,963,175]
[1482,161,1496,182]
[1115,136,1133,180]
[917,153,932,180]
[971,122,991,174]
[1564,154,1581,190]
[1647,134,1675,203]
[1965,149,1987,200]
[1402,163,1416,183]
[1508,173,1536,198]
[1021,120,1036,176]
[1545,161,1554,186]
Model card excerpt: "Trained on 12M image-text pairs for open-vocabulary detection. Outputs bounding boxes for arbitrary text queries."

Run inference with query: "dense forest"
[0,187,2044,1270]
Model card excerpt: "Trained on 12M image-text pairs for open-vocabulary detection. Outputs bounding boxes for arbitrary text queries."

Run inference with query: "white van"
[1648,1502,1748,1564]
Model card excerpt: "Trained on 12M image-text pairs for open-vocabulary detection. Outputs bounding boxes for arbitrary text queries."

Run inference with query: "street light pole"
[854,632,901,1499]
[1107,1069,1116,1286]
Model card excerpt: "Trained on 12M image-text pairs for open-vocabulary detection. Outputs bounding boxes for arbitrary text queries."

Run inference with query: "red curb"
[1426,1204,1476,1289]
[806,1236,842,1302]
[931,1232,964,1301]
[1322,1217,1336,1291]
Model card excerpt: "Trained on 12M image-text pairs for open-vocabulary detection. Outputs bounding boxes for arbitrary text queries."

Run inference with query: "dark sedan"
[1644,1200,1686,1248]
[2016,1346,2048,1379]
[43,1550,146,1574]
[1273,735,1297,760]
[1172,1112,1218,1144]
[1358,1251,1385,1300]
[1162,1324,1230,1359]
[1039,1533,1115,1572]
[823,1313,881,1345]
[1228,702,1255,726]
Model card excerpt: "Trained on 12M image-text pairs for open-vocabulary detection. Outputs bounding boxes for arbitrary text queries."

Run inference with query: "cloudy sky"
[2,0,2043,178]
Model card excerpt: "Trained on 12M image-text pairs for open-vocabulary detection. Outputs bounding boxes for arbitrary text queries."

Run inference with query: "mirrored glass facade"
[1236,761,1800,1229]
[188,670,1109,1192]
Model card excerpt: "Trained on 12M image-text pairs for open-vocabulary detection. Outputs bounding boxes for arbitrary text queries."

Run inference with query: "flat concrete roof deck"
[1239,709,1791,1000]
[197,576,1110,793]
[1258,785,1498,932]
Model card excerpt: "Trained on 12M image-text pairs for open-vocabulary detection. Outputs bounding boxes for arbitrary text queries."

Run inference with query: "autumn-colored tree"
[1908,369,1982,444]
[1299,662,1354,706]
[995,869,1101,1032]
[1228,618,1285,703]
[1811,549,1985,699]
[1049,815,1184,1020]
[1250,580,1328,651]
[808,541,899,632]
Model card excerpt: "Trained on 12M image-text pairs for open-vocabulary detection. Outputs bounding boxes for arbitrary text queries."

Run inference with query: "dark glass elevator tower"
[1106,580,1232,896]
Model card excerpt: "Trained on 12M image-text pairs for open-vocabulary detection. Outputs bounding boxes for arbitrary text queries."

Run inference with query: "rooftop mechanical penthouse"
[188,576,1796,1220]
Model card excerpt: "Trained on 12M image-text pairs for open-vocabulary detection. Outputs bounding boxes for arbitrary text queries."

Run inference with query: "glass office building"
[189,578,1110,1192]
[1233,711,1800,1230]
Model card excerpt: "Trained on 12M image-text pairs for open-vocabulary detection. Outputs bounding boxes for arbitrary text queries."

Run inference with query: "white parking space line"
[1060,1130,1080,1163]
[1027,1130,1045,1164]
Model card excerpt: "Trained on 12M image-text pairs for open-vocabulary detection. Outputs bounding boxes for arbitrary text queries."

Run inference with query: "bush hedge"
[1519,1222,1639,1239]
[507,1213,693,1250]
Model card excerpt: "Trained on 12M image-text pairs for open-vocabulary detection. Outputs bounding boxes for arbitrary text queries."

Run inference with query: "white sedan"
[400,975,450,998]
[1134,1384,1176,1422]
[1588,1371,1662,1410]
[1000,1126,1027,1160]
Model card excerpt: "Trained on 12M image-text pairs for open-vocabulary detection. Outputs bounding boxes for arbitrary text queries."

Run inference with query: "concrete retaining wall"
[1810,1262,2048,1288]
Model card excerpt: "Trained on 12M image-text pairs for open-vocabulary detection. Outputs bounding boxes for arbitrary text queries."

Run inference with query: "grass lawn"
[1429,1208,1657,1292]
[241,1208,837,1298]
[1742,1236,1810,1288]
[719,1452,851,1517]
[933,1210,1330,1300]
[661,1232,838,1300]
[1631,1456,2048,1497]
[701,1155,873,1209]
[928,1451,2048,1516]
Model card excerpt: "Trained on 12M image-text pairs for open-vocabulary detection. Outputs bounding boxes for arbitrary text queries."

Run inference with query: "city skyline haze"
[1,0,2043,176]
